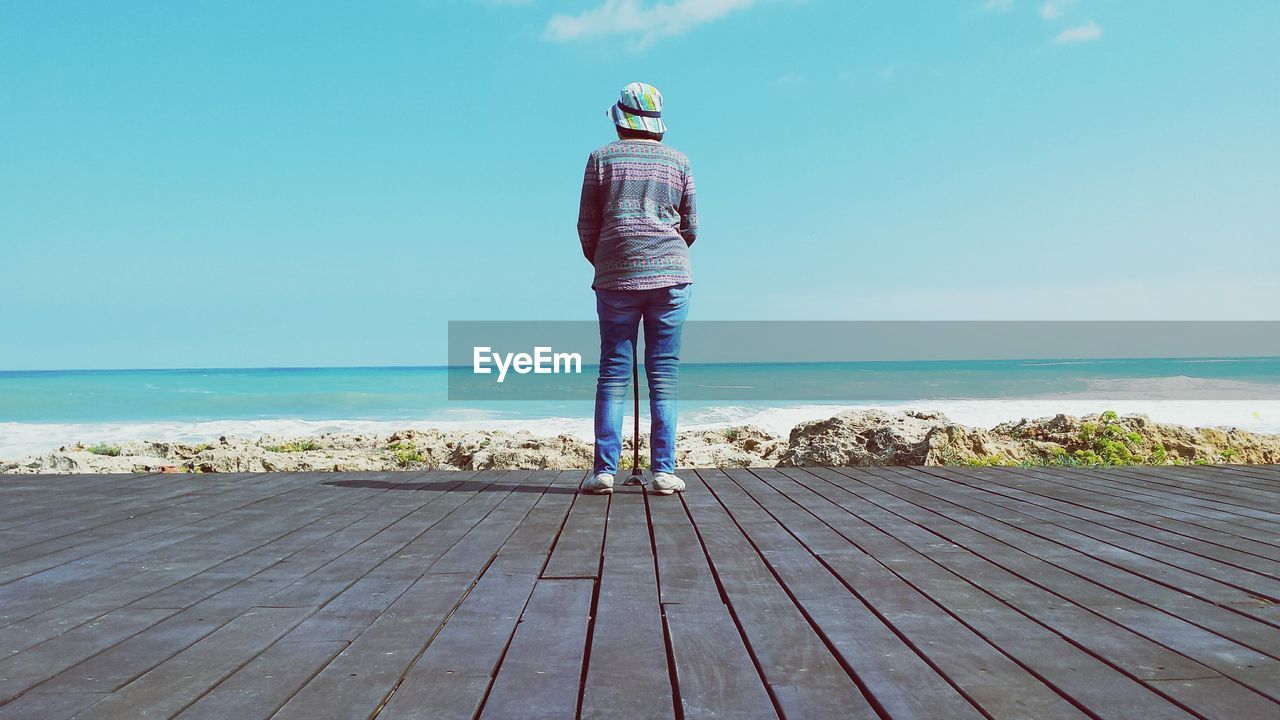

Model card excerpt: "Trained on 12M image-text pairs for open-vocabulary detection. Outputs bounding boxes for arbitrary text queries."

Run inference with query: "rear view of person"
[577,82,698,495]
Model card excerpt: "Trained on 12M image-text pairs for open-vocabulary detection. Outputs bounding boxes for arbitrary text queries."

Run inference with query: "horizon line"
[4,355,1280,374]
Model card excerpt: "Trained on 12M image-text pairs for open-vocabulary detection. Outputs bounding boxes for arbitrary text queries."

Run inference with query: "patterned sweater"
[577,140,698,290]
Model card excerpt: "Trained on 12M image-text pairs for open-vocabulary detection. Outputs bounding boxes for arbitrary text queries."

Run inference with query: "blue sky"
[2,0,1277,370]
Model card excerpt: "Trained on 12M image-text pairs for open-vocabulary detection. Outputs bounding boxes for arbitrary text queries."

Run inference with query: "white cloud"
[981,0,1013,12]
[1055,19,1101,44]
[545,0,759,45]
[1039,0,1073,20]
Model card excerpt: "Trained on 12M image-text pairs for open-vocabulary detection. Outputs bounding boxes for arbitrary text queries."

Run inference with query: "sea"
[2,358,1280,459]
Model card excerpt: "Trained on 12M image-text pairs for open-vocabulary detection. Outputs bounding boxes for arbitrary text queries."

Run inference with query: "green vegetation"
[193,443,212,453]
[962,453,1018,467]
[619,454,650,471]
[1066,411,1168,466]
[944,411,1179,468]
[722,428,741,442]
[388,439,426,467]
[86,443,122,457]
[264,440,321,453]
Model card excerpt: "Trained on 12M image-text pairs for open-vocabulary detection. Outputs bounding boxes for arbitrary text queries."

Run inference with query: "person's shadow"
[322,478,580,495]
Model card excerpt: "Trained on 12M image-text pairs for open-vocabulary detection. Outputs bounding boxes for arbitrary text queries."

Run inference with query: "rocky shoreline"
[4,410,1279,474]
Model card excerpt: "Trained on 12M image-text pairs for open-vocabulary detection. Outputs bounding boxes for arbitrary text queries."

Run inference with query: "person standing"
[577,82,698,495]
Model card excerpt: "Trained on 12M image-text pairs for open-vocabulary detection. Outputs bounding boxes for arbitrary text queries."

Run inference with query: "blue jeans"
[594,284,691,475]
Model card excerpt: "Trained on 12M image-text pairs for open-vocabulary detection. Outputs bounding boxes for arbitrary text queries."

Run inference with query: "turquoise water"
[2,358,1279,457]
[3,358,1279,423]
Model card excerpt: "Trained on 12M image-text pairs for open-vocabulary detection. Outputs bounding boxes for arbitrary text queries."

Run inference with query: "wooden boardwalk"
[1,465,1279,719]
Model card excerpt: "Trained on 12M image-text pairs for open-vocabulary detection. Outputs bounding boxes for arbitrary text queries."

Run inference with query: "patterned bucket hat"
[607,81,667,134]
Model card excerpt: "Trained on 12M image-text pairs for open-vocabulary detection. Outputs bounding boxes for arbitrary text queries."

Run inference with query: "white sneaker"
[583,473,614,495]
[650,472,685,496]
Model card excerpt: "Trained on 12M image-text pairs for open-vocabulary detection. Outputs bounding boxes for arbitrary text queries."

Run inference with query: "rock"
[675,426,785,468]
[3,411,1278,473]
[3,451,176,474]
[465,433,594,471]
[777,410,987,466]
[992,412,1280,465]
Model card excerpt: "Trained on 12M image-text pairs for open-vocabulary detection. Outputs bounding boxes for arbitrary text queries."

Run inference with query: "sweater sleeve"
[678,161,698,247]
[577,152,602,264]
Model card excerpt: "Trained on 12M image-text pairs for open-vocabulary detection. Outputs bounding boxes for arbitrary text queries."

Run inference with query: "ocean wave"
[1175,358,1275,364]
[1074,375,1280,400]
[4,397,1279,460]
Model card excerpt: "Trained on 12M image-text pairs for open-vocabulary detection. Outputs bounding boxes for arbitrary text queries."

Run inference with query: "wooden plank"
[0,691,109,720]
[1201,465,1280,484]
[125,507,375,610]
[779,467,1199,720]
[424,470,548,573]
[0,477,326,619]
[260,470,525,608]
[27,603,247,696]
[1095,470,1280,531]
[2,467,1276,718]
[72,606,312,719]
[0,473,222,549]
[541,490,608,579]
[1056,466,1280,525]
[899,467,1280,637]
[496,471,577,559]
[823,467,1280,701]
[682,471,878,719]
[1007,468,1280,559]
[580,487,675,720]
[645,477,775,718]
[2,471,412,637]
[664,604,779,720]
[0,607,177,704]
[0,475,337,622]
[1012,462,1280,517]
[479,579,593,720]
[173,640,347,720]
[944,466,1280,601]
[1026,467,1280,544]
[268,572,477,720]
[737,468,1089,720]
[277,470,542,641]
[271,471,562,719]
[373,555,546,720]
[1117,466,1280,505]
[711,470,986,720]
[21,473,484,697]
[648,479,723,605]
[0,474,324,585]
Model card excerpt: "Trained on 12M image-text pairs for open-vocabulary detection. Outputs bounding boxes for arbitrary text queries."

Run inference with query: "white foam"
[1077,375,1280,400]
[4,399,1278,460]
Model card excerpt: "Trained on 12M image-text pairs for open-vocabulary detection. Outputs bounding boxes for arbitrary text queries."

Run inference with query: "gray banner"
[447,321,1280,401]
